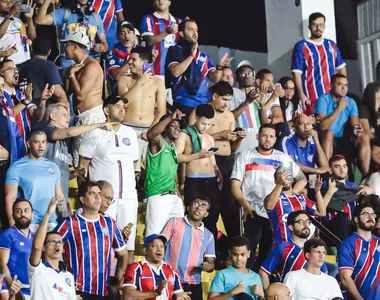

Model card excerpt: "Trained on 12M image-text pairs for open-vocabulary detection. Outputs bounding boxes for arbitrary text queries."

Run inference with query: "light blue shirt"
[209,266,263,299]
[314,93,358,138]
[5,157,61,224]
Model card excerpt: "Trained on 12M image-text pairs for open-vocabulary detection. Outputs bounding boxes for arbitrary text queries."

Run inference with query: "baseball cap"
[119,21,135,32]
[61,31,90,48]
[103,94,129,108]
[236,60,254,71]
[143,234,167,247]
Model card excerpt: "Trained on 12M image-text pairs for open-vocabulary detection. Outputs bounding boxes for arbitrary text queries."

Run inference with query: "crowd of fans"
[0,0,378,299]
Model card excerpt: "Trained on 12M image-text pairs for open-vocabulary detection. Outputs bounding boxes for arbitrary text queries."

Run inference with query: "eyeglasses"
[45,240,63,246]
[1,67,18,74]
[239,72,255,77]
[360,212,377,219]
[294,219,311,226]
[191,201,209,211]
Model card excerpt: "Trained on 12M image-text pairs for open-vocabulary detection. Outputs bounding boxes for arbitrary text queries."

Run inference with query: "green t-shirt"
[145,139,178,197]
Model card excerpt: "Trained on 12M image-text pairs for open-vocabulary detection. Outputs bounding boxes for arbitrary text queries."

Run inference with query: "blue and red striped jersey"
[291,38,345,114]
[268,193,317,246]
[338,233,380,300]
[261,241,328,281]
[123,259,183,299]
[54,214,126,296]
[141,12,182,76]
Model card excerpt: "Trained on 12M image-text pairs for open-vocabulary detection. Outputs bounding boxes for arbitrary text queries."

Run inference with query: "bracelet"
[4,15,14,21]
[20,100,27,107]
[216,64,223,71]
[68,74,75,79]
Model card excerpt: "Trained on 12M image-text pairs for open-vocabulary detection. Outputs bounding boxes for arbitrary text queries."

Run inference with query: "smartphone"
[234,127,243,132]
[283,161,293,180]
[142,63,153,74]
[208,147,219,152]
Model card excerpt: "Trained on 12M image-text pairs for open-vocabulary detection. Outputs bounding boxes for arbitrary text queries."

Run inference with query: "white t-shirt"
[0,17,31,65]
[284,268,343,300]
[79,125,139,199]
[231,148,300,218]
[28,260,76,300]
[285,101,303,122]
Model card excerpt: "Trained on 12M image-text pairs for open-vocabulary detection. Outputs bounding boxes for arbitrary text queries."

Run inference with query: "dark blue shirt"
[279,135,317,168]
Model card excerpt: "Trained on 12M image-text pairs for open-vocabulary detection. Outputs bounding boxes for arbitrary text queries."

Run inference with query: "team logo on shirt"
[168,276,175,285]
[122,138,131,146]
[52,283,63,292]
[101,226,109,236]
[273,162,280,168]
[65,277,72,287]
[307,154,314,163]
[48,168,55,174]
[109,59,115,65]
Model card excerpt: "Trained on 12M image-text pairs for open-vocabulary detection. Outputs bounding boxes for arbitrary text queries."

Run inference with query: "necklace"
[79,53,89,65]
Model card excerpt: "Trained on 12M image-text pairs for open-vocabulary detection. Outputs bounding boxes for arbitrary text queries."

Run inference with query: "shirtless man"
[63,32,105,165]
[117,46,166,169]
[175,104,220,238]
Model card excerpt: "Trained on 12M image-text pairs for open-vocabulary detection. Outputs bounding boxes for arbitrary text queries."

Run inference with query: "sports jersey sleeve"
[205,234,216,258]
[291,41,305,73]
[53,163,61,184]
[333,42,345,70]
[44,62,63,86]
[260,245,282,275]
[160,217,176,240]
[115,0,122,12]
[209,270,226,293]
[0,231,12,251]
[314,95,328,115]
[338,240,355,271]
[348,98,359,118]
[5,163,20,185]
[165,46,181,68]
[79,130,98,159]
[112,219,127,252]
[27,259,46,279]
[45,125,59,143]
[51,8,66,26]
[54,218,71,242]
[122,263,141,288]
[172,267,183,293]
[141,15,154,36]
[231,150,248,181]
[305,196,317,215]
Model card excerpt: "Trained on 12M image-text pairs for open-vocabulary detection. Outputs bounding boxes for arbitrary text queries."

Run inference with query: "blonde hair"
[46,103,68,123]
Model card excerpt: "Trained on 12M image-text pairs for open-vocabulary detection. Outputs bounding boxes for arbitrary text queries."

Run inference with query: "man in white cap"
[62,31,106,165]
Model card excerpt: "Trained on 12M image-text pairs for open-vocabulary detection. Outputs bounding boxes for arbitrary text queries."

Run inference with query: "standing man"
[165,19,232,115]
[259,211,328,290]
[314,74,370,176]
[209,236,264,300]
[5,129,63,231]
[141,0,182,78]
[339,204,380,300]
[161,193,216,299]
[231,124,307,271]
[117,46,166,169]
[292,12,346,115]
[28,197,77,300]
[284,238,342,299]
[0,198,34,299]
[79,94,139,265]
[123,234,191,300]
[55,181,129,299]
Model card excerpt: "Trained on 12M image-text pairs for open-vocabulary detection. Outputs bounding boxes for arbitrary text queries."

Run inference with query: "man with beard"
[161,193,215,299]
[231,124,307,271]
[338,204,380,300]
[280,114,329,177]
[79,94,139,265]
[165,19,232,115]
[145,109,211,236]
[314,74,371,176]
[0,198,34,298]
[284,238,343,300]
[123,234,191,300]
[292,12,346,115]
[259,211,328,290]
[264,166,336,246]
[5,129,63,231]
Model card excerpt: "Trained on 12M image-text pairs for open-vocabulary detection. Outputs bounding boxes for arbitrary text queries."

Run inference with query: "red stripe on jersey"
[92,0,103,15]
[292,249,307,271]
[88,222,98,295]
[99,217,110,296]
[303,45,317,102]
[275,200,287,243]
[245,164,274,172]
[72,216,85,289]
[316,44,330,94]
[102,0,114,31]
[355,239,377,288]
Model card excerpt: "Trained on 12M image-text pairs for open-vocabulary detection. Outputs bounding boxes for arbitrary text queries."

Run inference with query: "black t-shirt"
[359,104,380,146]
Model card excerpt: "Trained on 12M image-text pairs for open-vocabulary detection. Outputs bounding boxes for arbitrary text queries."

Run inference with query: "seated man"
[314,74,370,176]
[259,211,328,290]
[284,238,343,300]
[279,114,329,181]
[264,166,336,246]
[265,283,292,300]
[161,193,216,299]
[208,236,264,300]
[122,234,191,300]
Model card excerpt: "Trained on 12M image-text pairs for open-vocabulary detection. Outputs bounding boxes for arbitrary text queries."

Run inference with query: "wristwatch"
[20,100,27,107]
[4,15,14,21]
[68,74,75,79]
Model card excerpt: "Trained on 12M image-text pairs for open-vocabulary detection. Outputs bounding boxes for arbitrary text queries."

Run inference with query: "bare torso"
[185,133,215,175]
[75,57,103,112]
[208,110,235,156]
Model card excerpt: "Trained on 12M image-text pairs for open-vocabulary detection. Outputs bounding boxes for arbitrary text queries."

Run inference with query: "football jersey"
[231,148,300,218]
[141,12,182,76]
[291,38,345,113]
[79,125,139,199]
[123,259,183,300]
[54,214,126,296]
[261,241,328,281]
[338,233,380,300]
[268,193,316,246]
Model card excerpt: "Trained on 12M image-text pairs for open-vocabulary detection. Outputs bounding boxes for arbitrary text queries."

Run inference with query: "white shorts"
[106,195,138,251]
[145,193,184,236]
[73,105,106,166]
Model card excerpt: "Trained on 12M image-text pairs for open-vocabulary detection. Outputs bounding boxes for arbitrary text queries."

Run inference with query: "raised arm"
[292,169,307,194]
[35,0,54,25]
[264,172,290,211]
[0,3,22,39]
[168,43,197,78]
[51,122,113,140]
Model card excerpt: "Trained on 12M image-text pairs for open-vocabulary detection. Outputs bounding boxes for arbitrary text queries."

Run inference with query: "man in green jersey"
[145,109,214,235]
